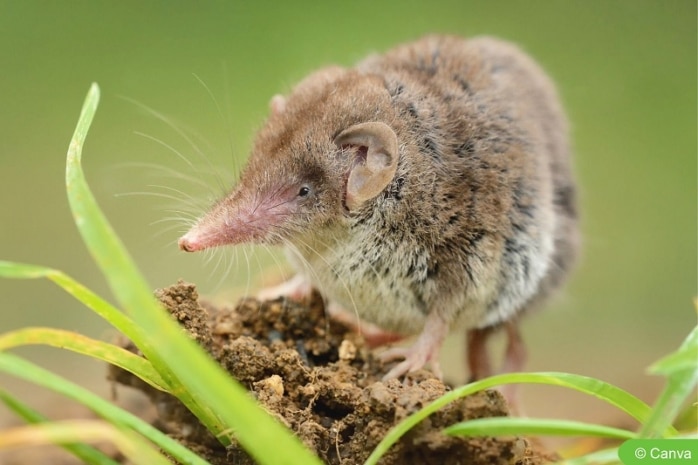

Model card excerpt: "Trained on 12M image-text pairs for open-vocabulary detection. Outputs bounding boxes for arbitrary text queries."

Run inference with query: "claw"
[379,311,449,381]
[381,346,443,380]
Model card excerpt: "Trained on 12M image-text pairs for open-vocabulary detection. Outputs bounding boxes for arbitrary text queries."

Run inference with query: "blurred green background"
[1,0,695,435]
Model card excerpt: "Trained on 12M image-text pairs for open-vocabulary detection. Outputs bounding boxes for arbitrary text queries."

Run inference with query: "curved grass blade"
[0,420,171,465]
[366,371,672,465]
[66,84,321,464]
[0,327,168,392]
[673,401,698,432]
[557,446,623,465]
[651,323,698,376]
[0,351,210,465]
[639,324,698,438]
[444,417,635,440]
[65,82,235,441]
[0,389,119,465]
[0,261,152,356]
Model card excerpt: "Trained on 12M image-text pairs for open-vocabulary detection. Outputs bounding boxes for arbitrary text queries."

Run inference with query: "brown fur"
[180,35,579,379]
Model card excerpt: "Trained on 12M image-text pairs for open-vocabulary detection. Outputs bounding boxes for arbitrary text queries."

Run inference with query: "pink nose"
[178,235,197,252]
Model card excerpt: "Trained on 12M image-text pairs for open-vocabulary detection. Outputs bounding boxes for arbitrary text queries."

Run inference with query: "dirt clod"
[109,280,554,464]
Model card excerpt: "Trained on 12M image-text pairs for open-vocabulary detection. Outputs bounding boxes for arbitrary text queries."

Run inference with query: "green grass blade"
[673,401,698,432]
[565,433,698,465]
[444,417,635,440]
[64,83,236,441]
[0,420,172,465]
[0,261,149,352]
[558,446,623,465]
[0,389,120,465]
[65,83,156,322]
[651,324,698,376]
[639,324,698,438]
[0,327,168,392]
[650,346,697,375]
[645,379,698,436]
[65,83,321,464]
[0,351,210,465]
[366,371,671,465]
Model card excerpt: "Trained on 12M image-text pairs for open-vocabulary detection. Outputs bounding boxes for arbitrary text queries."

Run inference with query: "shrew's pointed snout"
[178,232,202,252]
[177,182,299,252]
[177,212,252,252]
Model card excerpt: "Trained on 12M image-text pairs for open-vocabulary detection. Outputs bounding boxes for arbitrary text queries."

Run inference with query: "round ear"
[334,122,399,211]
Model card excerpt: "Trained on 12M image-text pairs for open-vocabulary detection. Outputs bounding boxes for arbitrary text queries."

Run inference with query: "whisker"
[146,184,208,204]
[120,97,208,160]
[284,234,361,323]
[209,247,233,293]
[121,96,230,194]
[251,247,268,295]
[193,72,236,163]
[150,220,187,234]
[151,213,198,226]
[113,161,214,189]
[241,245,253,298]
[114,189,199,208]
[191,73,237,193]
[134,131,197,171]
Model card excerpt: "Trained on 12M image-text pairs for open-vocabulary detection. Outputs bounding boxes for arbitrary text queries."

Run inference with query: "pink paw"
[379,311,449,381]
[381,345,443,380]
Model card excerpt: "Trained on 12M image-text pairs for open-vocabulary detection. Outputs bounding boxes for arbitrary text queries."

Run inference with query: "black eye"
[298,186,311,198]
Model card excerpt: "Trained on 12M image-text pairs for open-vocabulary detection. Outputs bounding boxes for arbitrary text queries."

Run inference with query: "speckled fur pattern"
[184,34,578,339]
[282,35,578,335]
